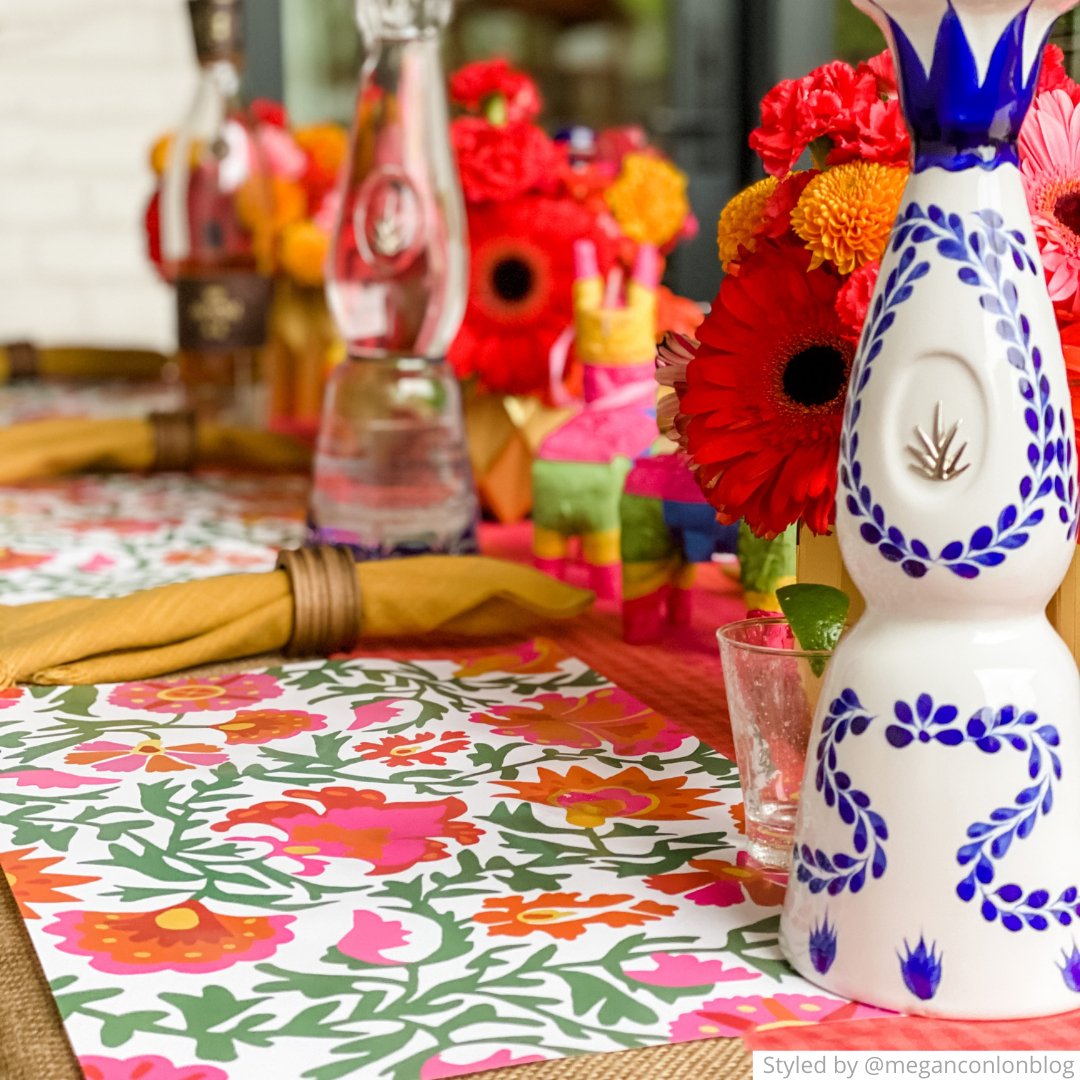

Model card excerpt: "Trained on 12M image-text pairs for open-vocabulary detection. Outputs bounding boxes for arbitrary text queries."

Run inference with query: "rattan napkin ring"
[148,409,198,472]
[6,341,40,380]
[276,545,362,658]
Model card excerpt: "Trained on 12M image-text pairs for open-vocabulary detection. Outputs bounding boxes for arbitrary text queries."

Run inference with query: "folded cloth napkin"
[0,342,166,383]
[0,416,310,483]
[0,556,593,687]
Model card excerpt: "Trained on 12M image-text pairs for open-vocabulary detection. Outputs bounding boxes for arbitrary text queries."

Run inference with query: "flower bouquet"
[446,58,702,522]
[145,101,349,435]
[663,44,1080,642]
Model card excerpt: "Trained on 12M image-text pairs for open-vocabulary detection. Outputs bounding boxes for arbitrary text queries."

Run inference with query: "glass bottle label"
[354,167,426,272]
[177,274,272,352]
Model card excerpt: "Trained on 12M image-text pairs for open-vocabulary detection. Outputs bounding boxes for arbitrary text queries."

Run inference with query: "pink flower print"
[0,687,23,710]
[336,910,411,966]
[420,1050,548,1079]
[107,672,282,713]
[211,787,482,877]
[349,699,410,730]
[669,993,893,1041]
[471,687,690,756]
[77,554,116,573]
[0,769,115,789]
[624,953,761,988]
[80,1055,229,1080]
[65,739,227,774]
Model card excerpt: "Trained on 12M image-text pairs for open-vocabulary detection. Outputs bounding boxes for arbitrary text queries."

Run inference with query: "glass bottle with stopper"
[161,0,274,428]
[310,0,478,558]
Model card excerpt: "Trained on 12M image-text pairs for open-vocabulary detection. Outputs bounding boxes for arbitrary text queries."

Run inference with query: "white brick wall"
[0,0,197,349]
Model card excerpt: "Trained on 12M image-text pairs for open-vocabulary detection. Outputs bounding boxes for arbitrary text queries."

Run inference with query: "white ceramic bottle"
[781,0,1080,1019]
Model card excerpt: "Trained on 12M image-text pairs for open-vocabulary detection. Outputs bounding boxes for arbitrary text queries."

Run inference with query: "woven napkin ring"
[276,545,362,658]
[6,341,40,380]
[148,410,198,473]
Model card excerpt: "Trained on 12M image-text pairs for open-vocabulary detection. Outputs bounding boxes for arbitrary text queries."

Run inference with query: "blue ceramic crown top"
[856,0,1076,172]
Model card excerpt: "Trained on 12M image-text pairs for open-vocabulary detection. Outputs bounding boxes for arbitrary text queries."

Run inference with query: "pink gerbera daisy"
[1020,88,1080,316]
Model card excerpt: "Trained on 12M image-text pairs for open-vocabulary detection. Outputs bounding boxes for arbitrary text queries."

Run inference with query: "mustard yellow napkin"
[0,557,593,687]
[0,417,311,483]
[0,344,167,383]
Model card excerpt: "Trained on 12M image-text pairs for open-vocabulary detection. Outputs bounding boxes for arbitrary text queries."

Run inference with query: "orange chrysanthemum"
[497,765,719,829]
[790,161,907,275]
[294,123,349,175]
[280,220,330,287]
[473,892,677,940]
[606,153,690,247]
[716,176,778,271]
[1,848,97,920]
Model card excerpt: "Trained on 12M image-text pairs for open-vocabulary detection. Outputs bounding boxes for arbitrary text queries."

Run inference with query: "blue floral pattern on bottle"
[885,4,1045,173]
[794,690,888,896]
[898,935,943,1001]
[809,913,838,975]
[841,204,1078,579]
[1058,943,1080,993]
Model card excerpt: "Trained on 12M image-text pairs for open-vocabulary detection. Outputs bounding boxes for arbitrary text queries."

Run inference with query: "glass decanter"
[310,0,478,558]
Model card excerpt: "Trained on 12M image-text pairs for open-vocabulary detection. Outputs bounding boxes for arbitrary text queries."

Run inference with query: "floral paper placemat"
[0,644,889,1080]
[0,473,307,605]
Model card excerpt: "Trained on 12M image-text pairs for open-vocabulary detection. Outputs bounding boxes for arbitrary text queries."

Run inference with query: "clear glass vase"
[310,0,477,557]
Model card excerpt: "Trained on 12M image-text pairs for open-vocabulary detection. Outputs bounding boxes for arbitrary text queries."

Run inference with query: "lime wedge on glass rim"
[775,583,850,675]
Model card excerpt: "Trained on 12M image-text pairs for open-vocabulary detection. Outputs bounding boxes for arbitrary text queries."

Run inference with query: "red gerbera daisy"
[449,195,613,396]
[677,240,856,538]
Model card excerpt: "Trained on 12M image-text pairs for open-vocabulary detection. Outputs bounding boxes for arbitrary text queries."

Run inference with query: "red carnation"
[251,98,288,129]
[452,118,563,204]
[829,96,910,167]
[750,76,811,177]
[858,50,898,98]
[450,58,542,124]
[757,170,818,241]
[835,260,880,339]
[750,60,882,176]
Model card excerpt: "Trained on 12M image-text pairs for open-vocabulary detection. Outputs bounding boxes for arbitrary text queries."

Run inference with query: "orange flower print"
[107,672,282,713]
[0,548,51,571]
[453,637,567,678]
[354,731,470,768]
[474,892,676,941]
[65,739,227,774]
[497,766,719,829]
[212,786,482,877]
[730,803,746,835]
[645,852,786,908]
[212,709,327,745]
[471,688,689,756]
[44,899,294,975]
[1,848,97,920]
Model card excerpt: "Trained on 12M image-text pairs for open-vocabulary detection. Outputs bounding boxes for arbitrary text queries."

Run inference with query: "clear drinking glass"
[717,617,833,872]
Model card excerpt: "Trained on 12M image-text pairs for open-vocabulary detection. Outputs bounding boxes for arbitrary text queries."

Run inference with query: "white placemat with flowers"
[0,643,894,1080]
